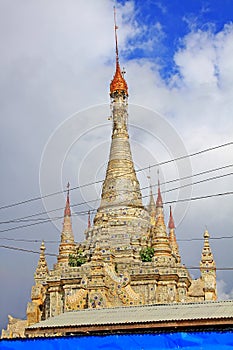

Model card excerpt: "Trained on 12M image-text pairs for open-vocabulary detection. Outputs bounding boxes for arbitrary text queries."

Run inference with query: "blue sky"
[0,0,233,331]
[119,0,233,79]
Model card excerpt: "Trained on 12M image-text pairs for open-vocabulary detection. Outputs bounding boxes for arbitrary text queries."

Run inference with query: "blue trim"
[1,331,233,349]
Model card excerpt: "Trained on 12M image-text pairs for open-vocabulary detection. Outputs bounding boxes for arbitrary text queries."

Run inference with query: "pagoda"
[1,13,217,338]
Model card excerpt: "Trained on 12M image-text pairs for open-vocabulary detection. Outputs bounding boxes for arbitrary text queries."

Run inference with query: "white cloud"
[174,24,233,92]
[128,23,233,147]
[155,2,167,15]
[174,32,217,86]
[217,280,233,300]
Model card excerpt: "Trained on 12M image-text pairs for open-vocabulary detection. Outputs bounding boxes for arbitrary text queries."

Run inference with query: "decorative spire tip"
[168,206,175,229]
[64,182,71,217]
[156,176,163,208]
[114,6,119,61]
[88,210,91,228]
[110,7,128,96]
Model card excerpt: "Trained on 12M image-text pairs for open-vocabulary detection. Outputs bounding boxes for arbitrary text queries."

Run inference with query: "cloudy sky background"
[0,0,233,329]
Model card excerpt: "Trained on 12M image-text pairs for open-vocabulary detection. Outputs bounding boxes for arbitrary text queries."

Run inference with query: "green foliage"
[69,249,86,267]
[140,247,155,262]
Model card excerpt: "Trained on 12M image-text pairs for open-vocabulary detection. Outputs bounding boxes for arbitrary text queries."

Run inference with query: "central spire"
[94,9,148,230]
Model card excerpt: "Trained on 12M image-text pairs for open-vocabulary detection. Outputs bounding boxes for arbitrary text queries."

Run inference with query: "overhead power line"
[0,237,59,243]
[1,163,233,227]
[0,190,233,234]
[0,244,232,271]
[188,266,233,271]
[0,245,57,256]
[0,140,233,211]
[152,171,233,197]
[155,163,233,187]
[1,235,233,244]
[178,235,233,242]
[164,190,233,205]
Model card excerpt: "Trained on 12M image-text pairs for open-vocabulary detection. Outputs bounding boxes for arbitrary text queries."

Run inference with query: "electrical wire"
[148,171,233,197]
[164,190,233,205]
[154,163,233,187]
[1,163,233,226]
[0,190,233,234]
[0,245,57,256]
[0,244,232,271]
[178,235,233,242]
[0,140,233,211]
[0,237,59,243]
[1,235,233,244]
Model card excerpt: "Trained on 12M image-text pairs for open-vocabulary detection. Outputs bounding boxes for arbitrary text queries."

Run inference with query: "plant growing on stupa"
[69,248,86,267]
[140,247,155,262]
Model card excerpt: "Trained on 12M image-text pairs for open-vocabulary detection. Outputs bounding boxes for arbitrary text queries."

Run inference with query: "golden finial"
[88,210,91,228]
[110,7,128,96]
[64,182,71,217]
[147,165,151,184]
[114,6,119,61]
[40,240,46,253]
[147,165,154,198]
[156,171,163,208]
[147,165,156,224]
[168,206,175,229]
